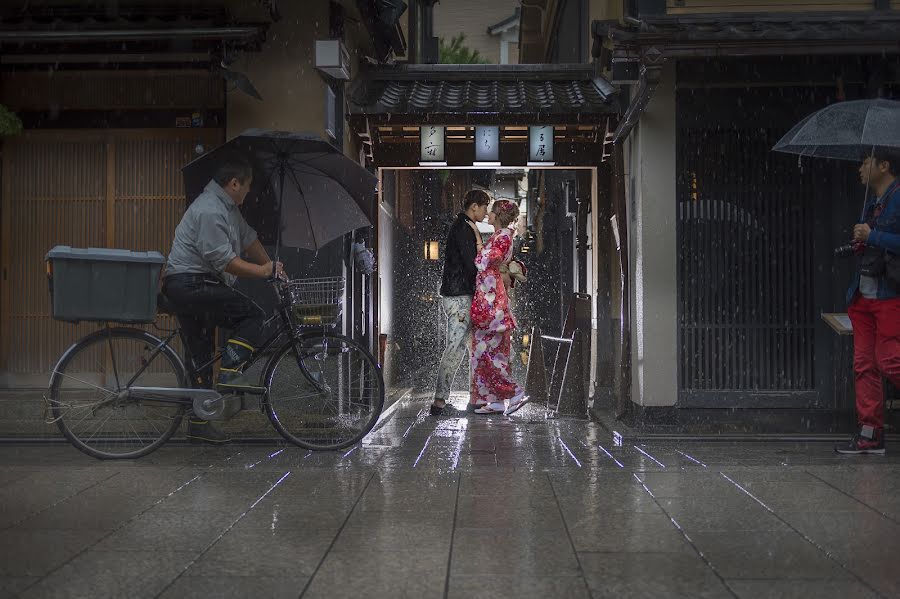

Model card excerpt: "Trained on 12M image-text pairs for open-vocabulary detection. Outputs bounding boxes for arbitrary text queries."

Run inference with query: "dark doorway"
[675,59,870,409]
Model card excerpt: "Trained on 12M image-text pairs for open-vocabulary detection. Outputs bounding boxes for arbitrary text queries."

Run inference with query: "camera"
[834,242,886,277]
[834,243,858,258]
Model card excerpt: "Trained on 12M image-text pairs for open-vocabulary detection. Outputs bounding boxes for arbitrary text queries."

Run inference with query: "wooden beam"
[0,139,11,373]
[105,137,116,249]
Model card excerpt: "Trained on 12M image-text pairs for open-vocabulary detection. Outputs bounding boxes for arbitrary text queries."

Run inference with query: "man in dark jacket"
[837,149,900,455]
[430,189,490,416]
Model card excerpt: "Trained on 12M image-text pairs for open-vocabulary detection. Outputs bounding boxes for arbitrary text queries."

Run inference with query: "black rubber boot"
[186,419,230,444]
[216,339,265,394]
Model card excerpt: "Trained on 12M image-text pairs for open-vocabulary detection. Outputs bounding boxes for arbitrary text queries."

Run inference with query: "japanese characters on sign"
[528,125,554,164]
[420,125,446,164]
[474,126,500,164]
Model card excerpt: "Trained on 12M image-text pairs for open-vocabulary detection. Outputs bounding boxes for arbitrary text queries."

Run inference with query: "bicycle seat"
[156,292,179,316]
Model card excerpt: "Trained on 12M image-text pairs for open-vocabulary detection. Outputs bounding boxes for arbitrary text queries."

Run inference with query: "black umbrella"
[772,99,900,161]
[182,129,375,254]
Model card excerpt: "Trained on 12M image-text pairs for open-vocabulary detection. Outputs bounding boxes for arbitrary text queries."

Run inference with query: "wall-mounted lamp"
[424,240,440,260]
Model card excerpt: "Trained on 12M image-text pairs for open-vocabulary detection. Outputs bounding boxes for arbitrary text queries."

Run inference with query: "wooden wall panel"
[2,132,107,375]
[1,129,223,378]
[1,71,225,111]
[667,0,872,13]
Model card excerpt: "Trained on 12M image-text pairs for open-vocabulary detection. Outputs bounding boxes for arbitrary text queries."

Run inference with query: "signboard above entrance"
[528,125,554,166]
[419,125,446,166]
[474,126,500,166]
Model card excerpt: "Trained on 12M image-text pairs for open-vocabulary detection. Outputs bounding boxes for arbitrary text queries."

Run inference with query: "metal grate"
[676,118,816,400]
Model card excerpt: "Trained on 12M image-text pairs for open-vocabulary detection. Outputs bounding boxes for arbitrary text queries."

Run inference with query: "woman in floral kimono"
[470,200,530,416]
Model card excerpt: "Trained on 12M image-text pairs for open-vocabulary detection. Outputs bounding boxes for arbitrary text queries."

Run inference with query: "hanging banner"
[420,125,446,165]
[528,125,554,165]
[474,126,500,166]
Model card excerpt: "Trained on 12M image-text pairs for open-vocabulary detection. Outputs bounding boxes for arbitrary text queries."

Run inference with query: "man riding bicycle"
[163,155,284,444]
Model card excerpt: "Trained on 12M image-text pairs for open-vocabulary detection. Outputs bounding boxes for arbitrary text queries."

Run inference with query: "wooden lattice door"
[0,129,222,385]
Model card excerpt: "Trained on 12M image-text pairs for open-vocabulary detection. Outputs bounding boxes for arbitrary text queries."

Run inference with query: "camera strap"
[868,179,900,226]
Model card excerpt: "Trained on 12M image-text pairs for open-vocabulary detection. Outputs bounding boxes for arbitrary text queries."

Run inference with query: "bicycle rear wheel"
[48,327,188,460]
[264,332,385,450]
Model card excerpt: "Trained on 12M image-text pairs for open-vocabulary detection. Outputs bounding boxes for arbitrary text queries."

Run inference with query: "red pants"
[848,295,900,431]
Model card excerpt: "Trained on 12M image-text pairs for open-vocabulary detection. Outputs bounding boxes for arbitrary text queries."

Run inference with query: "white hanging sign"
[474,126,500,165]
[420,125,446,165]
[528,125,554,165]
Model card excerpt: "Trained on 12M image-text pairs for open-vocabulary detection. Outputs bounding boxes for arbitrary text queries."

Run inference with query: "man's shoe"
[835,427,885,455]
[186,419,230,444]
[217,369,266,394]
[430,403,463,417]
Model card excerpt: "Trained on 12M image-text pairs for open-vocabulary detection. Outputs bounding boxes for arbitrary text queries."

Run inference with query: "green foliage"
[0,104,22,136]
[439,34,488,64]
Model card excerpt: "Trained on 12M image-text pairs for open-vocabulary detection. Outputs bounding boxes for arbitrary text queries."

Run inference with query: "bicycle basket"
[288,276,345,327]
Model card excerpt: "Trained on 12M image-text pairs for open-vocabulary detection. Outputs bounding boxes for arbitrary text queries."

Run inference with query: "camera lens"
[834,244,856,258]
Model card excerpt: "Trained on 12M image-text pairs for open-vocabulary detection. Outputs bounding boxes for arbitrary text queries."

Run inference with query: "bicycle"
[45,275,385,460]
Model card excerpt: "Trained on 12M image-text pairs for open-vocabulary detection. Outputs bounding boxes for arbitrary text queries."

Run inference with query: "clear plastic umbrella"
[773,99,900,161]
[773,99,900,218]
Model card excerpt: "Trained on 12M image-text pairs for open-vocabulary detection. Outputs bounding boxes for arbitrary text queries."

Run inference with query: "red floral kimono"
[469,228,523,406]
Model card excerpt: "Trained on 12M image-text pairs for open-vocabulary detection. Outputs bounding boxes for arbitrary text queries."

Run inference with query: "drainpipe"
[408,0,439,64]
[611,62,663,144]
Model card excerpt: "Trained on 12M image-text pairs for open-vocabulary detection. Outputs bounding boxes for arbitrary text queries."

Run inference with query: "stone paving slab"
[1,392,899,598]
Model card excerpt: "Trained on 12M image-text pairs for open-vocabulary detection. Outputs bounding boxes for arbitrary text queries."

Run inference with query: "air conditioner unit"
[315,39,351,80]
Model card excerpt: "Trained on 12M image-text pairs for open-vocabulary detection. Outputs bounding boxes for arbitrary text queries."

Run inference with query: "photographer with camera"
[836,149,900,455]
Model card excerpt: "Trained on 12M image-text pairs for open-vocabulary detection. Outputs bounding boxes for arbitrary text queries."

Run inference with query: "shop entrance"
[374,165,620,412]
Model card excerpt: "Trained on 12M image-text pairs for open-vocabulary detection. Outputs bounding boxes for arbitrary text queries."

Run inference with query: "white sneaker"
[504,392,530,416]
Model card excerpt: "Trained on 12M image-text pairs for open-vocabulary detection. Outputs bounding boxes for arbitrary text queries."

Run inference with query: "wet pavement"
[1,393,899,599]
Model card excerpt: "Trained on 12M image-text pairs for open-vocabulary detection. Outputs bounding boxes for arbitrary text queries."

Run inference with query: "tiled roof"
[0,8,267,49]
[349,64,618,120]
[604,13,900,43]
[0,8,231,29]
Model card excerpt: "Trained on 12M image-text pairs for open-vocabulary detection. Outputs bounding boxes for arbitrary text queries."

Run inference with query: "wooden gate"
[0,129,223,385]
[676,84,840,408]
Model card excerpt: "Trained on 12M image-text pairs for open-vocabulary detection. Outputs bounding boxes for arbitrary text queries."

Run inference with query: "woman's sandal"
[466,400,488,413]
[474,401,505,415]
[504,394,531,416]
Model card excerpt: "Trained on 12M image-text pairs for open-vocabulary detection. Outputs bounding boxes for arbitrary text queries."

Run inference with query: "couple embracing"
[429,189,530,417]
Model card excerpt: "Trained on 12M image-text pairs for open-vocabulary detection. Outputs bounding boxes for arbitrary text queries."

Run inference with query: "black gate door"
[676,82,848,408]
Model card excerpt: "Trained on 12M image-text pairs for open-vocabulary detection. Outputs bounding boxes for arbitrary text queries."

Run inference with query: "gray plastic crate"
[45,246,165,324]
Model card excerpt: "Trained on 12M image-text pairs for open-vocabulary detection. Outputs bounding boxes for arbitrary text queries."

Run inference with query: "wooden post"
[103,137,116,388]
[0,137,12,375]
[105,137,116,249]
[524,326,547,409]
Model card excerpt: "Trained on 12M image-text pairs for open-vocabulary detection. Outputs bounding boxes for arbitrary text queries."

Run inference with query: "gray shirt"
[165,180,258,286]
[860,274,879,299]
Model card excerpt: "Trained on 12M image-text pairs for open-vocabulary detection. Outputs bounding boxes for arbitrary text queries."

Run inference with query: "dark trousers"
[162,274,265,387]
[848,294,900,432]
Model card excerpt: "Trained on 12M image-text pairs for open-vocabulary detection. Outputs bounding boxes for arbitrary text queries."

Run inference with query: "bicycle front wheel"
[264,332,385,450]
[48,327,188,460]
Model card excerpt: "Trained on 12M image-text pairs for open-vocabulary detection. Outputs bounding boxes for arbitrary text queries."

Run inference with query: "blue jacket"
[847,178,900,303]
